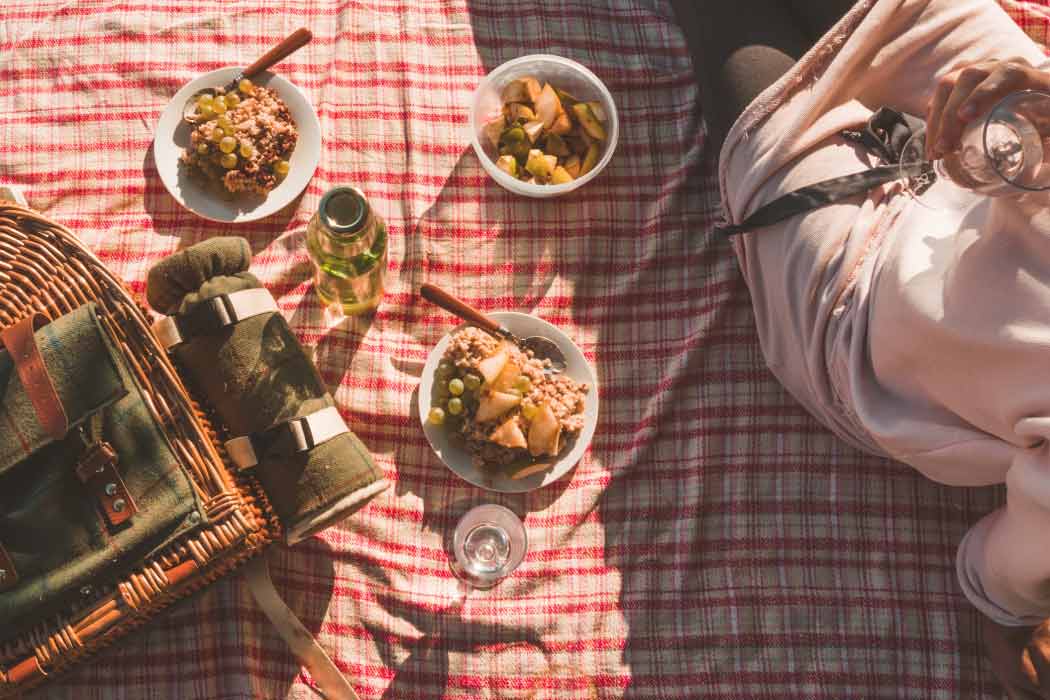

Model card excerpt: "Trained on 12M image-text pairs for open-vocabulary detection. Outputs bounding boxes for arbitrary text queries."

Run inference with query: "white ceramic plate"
[153,67,322,223]
[419,312,599,493]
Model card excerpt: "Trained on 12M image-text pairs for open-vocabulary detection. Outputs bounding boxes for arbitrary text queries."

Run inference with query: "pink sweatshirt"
[720,0,1050,625]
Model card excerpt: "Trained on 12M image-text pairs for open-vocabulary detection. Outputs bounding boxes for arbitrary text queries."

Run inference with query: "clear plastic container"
[470,54,619,198]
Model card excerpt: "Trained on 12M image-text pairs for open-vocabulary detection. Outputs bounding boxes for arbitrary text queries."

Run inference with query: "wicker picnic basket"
[0,201,281,697]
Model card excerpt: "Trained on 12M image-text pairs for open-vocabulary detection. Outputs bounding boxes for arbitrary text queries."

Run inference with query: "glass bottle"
[306,186,388,315]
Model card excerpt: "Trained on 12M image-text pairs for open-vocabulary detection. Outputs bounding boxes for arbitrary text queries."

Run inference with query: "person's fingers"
[931,65,992,159]
[957,62,1032,123]
[925,70,959,160]
[1024,622,1050,697]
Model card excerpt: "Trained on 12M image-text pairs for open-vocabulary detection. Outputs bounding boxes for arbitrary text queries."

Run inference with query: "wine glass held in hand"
[902,58,1050,198]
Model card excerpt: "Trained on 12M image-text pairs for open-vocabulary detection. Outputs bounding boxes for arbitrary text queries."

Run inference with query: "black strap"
[716,108,933,237]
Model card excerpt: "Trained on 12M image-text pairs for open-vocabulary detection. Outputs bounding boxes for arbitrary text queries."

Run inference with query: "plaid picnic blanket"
[0,1,1048,698]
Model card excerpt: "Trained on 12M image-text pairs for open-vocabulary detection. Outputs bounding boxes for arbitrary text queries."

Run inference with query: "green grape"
[219,136,237,154]
[212,99,227,115]
[209,127,224,142]
[514,376,532,394]
[463,374,481,392]
[427,407,445,425]
[217,116,234,132]
[448,378,464,396]
[196,142,209,155]
[239,141,255,158]
[220,152,238,169]
[447,397,463,415]
[196,94,214,109]
[197,104,215,120]
[274,160,290,176]
[224,93,240,109]
[238,78,254,95]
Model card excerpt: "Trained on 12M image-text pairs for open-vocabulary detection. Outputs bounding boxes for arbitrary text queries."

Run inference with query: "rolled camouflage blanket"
[146,237,387,544]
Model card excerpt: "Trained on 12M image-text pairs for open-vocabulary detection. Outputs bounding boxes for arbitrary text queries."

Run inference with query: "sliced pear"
[482,117,505,149]
[545,133,570,157]
[534,83,564,129]
[527,404,562,457]
[550,166,573,185]
[585,100,607,122]
[522,119,545,144]
[477,349,509,386]
[580,143,600,176]
[506,103,537,124]
[496,155,518,177]
[562,154,581,179]
[490,416,528,450]
[475,390,522,423]
[525,149,557,179]
[572,103,607,141]
[491,358,522,393]
[500,77,542,105]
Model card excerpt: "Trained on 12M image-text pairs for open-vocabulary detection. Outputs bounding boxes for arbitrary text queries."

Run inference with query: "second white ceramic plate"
[153,67,321,223]
[419,312,599,493]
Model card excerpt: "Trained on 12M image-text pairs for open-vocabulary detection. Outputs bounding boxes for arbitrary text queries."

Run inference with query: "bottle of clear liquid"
[306,186,387,315]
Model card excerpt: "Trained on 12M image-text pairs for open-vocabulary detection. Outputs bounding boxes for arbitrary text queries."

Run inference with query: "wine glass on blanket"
[450,503,528,590]
[900,90,1050,201]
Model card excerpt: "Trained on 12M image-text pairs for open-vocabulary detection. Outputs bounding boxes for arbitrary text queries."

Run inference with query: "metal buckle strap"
[225,406,348,471]
[151,288,278,350]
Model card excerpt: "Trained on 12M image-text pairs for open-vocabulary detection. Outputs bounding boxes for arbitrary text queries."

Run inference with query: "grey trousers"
[672,0,859,155]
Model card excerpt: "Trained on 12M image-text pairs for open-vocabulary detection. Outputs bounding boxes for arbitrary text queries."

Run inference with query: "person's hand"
[982,614,1050,699]
[925,58,1050,160]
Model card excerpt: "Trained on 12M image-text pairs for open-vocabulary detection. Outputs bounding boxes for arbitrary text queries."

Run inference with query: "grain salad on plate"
[428,327,589,474]
[180,79,297,195]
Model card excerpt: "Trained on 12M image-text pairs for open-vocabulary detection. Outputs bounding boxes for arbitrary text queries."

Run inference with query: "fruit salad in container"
[180,79,297,195]
[428,327,589,472]
[479,76,610,186]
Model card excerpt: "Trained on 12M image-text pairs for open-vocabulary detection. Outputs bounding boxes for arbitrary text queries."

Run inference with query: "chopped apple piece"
[534,83,564,129]
[562,155,581,179]
[496,155,518,177]
[522,119,545,144]
[525,149,557,179]
[490,416,528,450]
[585,101,607,122]
[580,143,600,176]
[482,117,505,149]
[500,77,542,105]
[475,390,522,423]
[545,133,570,157]
[550,110,572,135]
[527,404,562,457]
[550,166,573,184]
[477,349,509,386]
[506,103,537,123]
[572,103,607,141]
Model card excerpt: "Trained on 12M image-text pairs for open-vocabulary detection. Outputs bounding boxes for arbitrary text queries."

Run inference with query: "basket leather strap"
[1,313,68,440]
[243,556,362,700]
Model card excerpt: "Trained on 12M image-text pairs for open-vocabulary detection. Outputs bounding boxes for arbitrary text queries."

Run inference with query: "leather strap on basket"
[1,313,68,440]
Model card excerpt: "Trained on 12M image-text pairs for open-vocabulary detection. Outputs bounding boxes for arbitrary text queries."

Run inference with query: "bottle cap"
[319,187,368,235]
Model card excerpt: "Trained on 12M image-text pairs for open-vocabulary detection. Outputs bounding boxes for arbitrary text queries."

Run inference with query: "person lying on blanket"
[673,0,1050,695]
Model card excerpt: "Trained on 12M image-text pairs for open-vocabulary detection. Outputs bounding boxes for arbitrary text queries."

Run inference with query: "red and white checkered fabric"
[1,1,1048,698]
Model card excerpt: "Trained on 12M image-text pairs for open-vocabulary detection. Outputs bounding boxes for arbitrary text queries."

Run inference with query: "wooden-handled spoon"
[183,27,313,123]
[420,284,567,373]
